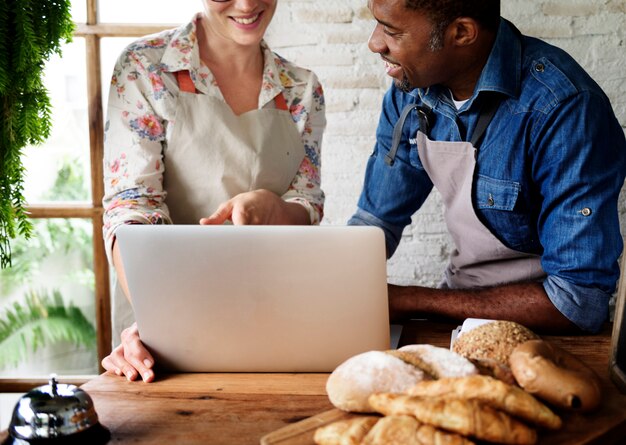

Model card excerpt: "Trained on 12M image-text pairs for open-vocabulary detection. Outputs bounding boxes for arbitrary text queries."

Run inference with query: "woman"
[101,0,325,382]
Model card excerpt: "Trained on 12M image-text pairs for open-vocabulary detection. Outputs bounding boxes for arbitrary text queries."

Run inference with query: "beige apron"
[392,100,545,289]
[111,70,305,345]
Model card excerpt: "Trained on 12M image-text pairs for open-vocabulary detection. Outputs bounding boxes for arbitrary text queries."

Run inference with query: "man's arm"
[388,282,579,334]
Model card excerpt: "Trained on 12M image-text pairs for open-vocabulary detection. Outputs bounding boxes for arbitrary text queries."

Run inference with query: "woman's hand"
[199,189,309,225]
[101,322,155,382]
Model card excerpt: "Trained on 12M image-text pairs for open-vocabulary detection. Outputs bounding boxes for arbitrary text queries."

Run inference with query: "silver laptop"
[115,224,390,372]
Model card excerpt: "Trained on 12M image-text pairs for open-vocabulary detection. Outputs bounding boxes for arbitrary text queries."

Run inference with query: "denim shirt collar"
[417,18,522,109]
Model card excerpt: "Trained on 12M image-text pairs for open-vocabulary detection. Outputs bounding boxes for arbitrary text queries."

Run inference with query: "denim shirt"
[349,19,626,332]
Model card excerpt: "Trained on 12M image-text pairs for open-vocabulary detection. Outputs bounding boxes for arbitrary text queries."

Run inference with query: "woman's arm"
[102,45,173,263]
[281,73,326,224]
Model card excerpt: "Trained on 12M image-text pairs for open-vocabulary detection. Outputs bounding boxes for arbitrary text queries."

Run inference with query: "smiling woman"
[100,0,326,383]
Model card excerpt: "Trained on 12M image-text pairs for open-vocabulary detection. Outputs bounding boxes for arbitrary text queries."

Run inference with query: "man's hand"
[101,322,155,382]
[199,189,309,225]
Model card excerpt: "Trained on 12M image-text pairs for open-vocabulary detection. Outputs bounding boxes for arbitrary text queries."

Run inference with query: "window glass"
[99,0,201,24]
[0,218,98,378]
[70,0,87,23]
[22,38,91,203]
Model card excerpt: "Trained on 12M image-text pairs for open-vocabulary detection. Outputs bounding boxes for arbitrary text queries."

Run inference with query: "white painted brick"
[608,0,626,13]
[541,1,600,17]
[292,2,354,23]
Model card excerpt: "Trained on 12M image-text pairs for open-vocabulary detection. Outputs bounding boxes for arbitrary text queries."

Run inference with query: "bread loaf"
[509,339,602,412]
[326,351,426,412]
[326,346,478,412]
[390,344,480,379]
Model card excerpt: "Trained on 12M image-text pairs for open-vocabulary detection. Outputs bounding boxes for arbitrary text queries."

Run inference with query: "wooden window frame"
[0,0,176,392]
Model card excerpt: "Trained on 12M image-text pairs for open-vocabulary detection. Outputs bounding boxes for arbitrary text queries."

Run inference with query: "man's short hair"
[405,0,501,35]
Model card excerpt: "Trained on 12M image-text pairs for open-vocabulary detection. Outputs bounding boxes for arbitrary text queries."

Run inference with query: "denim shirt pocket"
[475,174,535,251]
[476,175,519,211]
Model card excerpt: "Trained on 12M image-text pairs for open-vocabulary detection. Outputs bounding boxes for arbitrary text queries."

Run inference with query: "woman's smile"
[230,11,264,29]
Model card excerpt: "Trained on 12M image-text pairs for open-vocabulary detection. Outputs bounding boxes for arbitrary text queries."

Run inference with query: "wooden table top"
[2,320,625,444]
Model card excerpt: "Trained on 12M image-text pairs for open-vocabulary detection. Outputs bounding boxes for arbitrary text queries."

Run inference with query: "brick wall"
[265,0,626,287]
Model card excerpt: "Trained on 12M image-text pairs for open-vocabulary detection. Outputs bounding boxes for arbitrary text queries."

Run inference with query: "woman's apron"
[111,70,305,345]
[389,99,545,289]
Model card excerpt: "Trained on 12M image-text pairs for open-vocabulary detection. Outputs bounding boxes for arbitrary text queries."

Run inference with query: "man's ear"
[448,17,479,47]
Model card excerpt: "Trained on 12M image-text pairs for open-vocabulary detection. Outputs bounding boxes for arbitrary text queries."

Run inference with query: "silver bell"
[5,375,110,444]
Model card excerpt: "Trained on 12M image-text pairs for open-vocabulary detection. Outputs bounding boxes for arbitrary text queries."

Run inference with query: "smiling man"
[349,0,626,333]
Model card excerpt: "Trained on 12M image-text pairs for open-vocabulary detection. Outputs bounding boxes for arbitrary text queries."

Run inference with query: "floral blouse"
[102,14,326,261]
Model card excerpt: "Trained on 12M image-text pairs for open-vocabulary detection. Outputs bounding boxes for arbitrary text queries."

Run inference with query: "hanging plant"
[0,0,75,268]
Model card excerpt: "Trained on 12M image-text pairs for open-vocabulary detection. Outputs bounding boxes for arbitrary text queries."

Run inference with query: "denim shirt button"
[535,63,545,72]
[487,194,495,206]
[580,207,592,216]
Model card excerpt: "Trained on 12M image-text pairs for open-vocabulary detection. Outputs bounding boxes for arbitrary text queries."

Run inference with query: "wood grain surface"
[1,321,624,445]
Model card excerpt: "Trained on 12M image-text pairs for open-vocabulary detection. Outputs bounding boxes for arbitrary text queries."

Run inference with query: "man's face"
[368,0,453,92]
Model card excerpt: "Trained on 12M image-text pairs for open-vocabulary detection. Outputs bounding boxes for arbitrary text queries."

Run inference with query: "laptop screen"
[115,224,391,372]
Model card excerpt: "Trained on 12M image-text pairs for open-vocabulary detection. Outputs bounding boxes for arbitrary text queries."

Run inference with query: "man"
[349,0,626,333]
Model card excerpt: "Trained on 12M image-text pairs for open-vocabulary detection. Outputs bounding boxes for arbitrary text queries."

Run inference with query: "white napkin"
[450,318,495,349]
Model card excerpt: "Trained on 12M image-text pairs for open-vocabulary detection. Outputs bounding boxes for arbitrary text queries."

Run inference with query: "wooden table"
[1,320,625,444]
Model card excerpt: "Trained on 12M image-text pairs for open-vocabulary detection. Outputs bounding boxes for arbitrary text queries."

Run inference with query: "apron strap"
[385,94,501,166]
[176,70,197,93]
[175,70,289,112]
[385,104,431,166]
[274,92,289,111]
[469,93,501,149]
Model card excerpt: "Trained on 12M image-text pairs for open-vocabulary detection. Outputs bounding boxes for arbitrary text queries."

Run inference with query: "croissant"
[363,415,475,445]
[313,416,378,445]
[368,393,537,445]
[407,375,561,430]
[314,415,475,445]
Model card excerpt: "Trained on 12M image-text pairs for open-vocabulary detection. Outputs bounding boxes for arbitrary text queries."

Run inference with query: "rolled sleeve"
[543,275,611,333]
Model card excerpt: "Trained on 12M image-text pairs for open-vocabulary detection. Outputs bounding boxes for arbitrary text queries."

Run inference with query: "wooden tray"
[260,400,626,445]
[261,409,353,445]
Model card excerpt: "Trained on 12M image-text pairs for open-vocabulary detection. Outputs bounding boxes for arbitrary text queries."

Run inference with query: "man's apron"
[389,98,545,289]
[111,70,305,345]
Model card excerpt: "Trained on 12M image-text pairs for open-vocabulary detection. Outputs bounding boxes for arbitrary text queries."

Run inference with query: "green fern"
[0,0,75,268]
[0,289,95,369]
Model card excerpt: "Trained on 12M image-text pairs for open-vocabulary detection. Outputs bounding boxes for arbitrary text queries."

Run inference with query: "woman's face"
[201,0,277,47]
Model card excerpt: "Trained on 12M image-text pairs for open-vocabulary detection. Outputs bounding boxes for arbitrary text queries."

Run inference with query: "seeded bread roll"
[452,320,539,383]
[326,351,426,413]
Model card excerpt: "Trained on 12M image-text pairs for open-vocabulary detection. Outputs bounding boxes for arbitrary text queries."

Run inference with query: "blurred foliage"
[0,0,75,268]
[0,156,95,370]
[0,156,92,295]
[0,290,96,369]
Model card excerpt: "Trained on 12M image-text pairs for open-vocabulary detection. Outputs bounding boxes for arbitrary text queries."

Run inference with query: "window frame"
[0,0,177,392]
